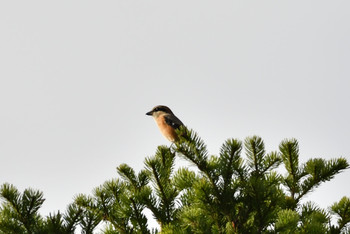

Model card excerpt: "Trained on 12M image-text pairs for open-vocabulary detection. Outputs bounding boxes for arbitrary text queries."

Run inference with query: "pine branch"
[64,203,83,233]
[116,165,150,232]
[275,209,299,233]
[0,184,22,220]
[245,136,265,173]
[173,167,197,191]
[299,202,329,233]
[0,184,45,233]
[21,189,45,225]
[297,158,349,202]
[280,139,300,199]
[175,127,209,172]
[79,208,101,234]
[330,196,350,231]
[117,164,138,188]
[144,146,178,226]
[90,179,131,231]
[262,151,282,173]
[175,127,219,197]
[44,212,65,234]
[280,139,300,176]
[219,138,243,189]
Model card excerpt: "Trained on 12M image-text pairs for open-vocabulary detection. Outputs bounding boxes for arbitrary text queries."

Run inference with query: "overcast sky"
[1,0,349,230]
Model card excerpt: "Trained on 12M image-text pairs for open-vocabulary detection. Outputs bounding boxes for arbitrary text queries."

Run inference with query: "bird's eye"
[154,107,159,111]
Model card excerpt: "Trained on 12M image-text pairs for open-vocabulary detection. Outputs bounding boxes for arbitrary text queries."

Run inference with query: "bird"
[146,105,184,142]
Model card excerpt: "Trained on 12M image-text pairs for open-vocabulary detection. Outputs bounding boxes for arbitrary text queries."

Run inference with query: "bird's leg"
[170,142,177,154]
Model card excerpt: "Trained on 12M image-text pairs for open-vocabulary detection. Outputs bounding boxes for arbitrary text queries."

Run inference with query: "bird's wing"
[164,114,184,129]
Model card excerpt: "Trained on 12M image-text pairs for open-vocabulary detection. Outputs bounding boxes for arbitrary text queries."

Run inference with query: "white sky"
[1,0,349,230]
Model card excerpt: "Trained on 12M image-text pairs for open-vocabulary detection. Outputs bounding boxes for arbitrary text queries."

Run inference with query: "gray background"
[1,0,349,229]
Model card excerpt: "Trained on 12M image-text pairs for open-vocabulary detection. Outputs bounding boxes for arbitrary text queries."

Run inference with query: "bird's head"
[146,105,174,118]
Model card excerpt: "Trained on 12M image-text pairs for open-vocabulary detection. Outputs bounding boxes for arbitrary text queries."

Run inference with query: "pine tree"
[1,128,349,233]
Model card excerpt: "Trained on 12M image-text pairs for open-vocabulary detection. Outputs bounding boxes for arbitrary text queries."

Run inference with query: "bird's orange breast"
[155,115,178,142]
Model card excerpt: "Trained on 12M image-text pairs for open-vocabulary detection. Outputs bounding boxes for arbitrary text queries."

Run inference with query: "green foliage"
[41,203,87,234]
[280,138,349,210]
[0,184,85,234]
[0,183,44,234]
[330,196,350,233]
[1,128,349,233]
[275,209,299,233]
[0,184,97,234]
[144,146,178,228]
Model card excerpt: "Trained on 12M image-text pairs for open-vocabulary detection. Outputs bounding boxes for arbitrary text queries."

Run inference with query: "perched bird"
[146,105,184,142]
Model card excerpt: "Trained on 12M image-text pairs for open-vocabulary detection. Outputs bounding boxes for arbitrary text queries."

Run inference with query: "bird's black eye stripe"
[154,106,166,112]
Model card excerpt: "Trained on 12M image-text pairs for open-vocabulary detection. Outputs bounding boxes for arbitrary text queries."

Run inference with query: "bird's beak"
[146,111,153,116]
